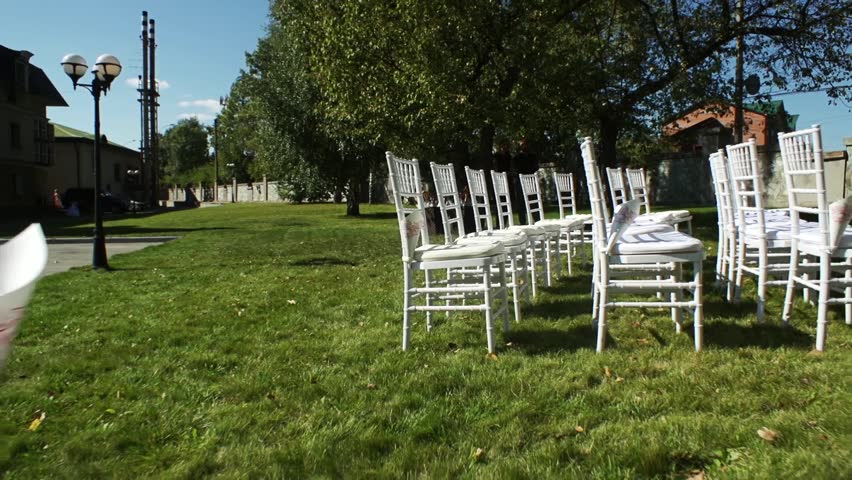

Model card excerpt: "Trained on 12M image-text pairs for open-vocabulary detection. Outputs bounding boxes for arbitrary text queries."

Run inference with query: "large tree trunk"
[598,118,621,169]
[346,175,360,216]
[477,124,496,171]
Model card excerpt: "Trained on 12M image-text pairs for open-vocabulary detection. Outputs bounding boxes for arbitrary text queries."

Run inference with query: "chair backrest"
[625,168,652,215]
[708,149,735,233]
[519,172,546,224]
[491,171,516,229]
[553,172,578,217]
[430,162,467,243]
[1,223,48,368]
[386,152,431,260]
[606,167,630,210]
[778,125,829,247]
[580,139,609,250]
[726,139,767,234]
[465,166,494,233]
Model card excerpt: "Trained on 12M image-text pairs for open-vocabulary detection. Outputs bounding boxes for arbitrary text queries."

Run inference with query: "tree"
[160,118,210,182]
[565,0,851,166]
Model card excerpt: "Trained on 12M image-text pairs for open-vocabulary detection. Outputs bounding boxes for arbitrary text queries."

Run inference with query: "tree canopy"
[160,117,210,184]
[219,0,851,213]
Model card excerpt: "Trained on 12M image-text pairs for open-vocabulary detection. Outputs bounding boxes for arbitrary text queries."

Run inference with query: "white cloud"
[124,77,170,89]
[177,112,215,122]
[177,99,222,113]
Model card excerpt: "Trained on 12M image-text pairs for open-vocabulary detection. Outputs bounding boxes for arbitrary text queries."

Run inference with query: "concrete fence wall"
[166,177,287,204]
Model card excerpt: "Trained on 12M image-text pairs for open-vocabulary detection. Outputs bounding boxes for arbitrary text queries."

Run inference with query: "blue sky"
[3,1,851,151]
[3,0,269,151]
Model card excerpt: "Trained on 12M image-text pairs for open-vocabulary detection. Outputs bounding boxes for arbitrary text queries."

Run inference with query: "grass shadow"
[522,298,593,321]
[58,226,233,236]
[351,212,398,221]
[506,324,611,354]
[705,321,813,349]
[290,256,358,267]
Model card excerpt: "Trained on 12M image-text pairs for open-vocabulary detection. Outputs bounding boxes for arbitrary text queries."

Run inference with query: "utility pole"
[734,0,745,143]
[140,11,150,205]
[149,18,159,206]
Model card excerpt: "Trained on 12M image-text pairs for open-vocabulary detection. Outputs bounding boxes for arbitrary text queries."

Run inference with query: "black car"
[63,188,128,213]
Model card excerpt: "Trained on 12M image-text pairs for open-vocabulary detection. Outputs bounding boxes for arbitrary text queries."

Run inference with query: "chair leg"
[726,229,737,302]
[671,264,683,333]
[544,236,554,287]
[528,244,538,298]
[500,262,510,332]
[483,264,496,354]
[715,227,724,286]
[693,259,704,352]
[816,253,831,352]
[402,266,413,350]
[424,270,433,331]
[510,255,522,323]
[596,257,609,352]
[802,257,812,304]
[782,242,800,324]
[734,237,746,303]
[757,243,768,322]
[554,235,563,278]
[565,231,573,276]
[845,257,851,325]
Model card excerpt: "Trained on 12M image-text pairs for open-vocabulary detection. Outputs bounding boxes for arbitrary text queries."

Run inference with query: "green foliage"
[160,118,210,179]
[1,204,850,477]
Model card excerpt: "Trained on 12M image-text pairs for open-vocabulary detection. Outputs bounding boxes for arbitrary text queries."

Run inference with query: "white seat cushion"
[635,213,673,224]
[414,242,504,262]
[459,231,527,247]
[798,228,852,249]
[662,209,691,219]
[611,230,703,255]
[533,220,564,233]
[505,225,547,237]
[562,214,592,224]
[744,221,819,241]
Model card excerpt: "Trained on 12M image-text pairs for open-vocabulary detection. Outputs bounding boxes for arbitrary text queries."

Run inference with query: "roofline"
[54,136,140,156]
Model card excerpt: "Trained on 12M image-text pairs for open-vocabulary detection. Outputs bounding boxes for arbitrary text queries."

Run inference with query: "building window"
[32,119,50,164]
[114,163,122,182]
[10,123,21,149]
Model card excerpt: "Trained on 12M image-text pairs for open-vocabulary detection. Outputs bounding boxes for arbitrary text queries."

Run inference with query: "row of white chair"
[606,167,694,234]
[709,125,851,350]
[387,148,704,353]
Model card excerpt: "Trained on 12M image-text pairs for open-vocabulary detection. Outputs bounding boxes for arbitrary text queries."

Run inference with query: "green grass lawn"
[1,204,850,478]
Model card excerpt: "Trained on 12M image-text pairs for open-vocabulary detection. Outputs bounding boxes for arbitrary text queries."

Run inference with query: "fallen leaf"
[757,427,780,443]
[575,425,585,433]
[615,377,624,383]
[287,300,297,305]
[603,367,612,377]
[28,412,46,431]
[505,342,513,347]
[485,353,499,361]
[473,447,486,462]
[367,383,377,390]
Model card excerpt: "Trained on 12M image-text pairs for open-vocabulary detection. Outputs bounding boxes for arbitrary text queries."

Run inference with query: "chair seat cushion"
[414,242,504,262]
[744,221,819,241]
[533,220,565,232]
[662,209,691,219]
[562,214,592,224]
[798,228,852,249]
[460,231,527,247]
[611,230,703,255]
[505,225,547,236]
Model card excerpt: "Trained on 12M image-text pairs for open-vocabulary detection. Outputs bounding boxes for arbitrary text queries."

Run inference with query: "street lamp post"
[61,53,122,270]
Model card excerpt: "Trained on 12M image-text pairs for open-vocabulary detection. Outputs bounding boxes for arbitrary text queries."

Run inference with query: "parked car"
[63,188,128,214]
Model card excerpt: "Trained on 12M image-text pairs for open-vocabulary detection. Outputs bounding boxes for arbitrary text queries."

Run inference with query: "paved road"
[42,237,177,276]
